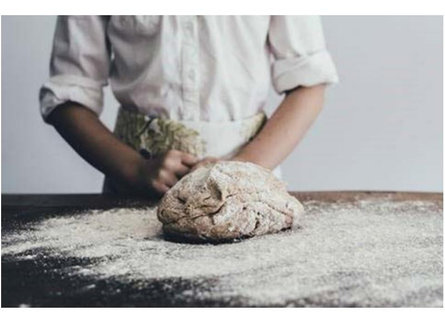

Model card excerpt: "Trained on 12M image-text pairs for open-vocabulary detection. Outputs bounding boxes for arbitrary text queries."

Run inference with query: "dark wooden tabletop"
[2,191,441,225]
[2,191,442,207]
[2,191,442,307]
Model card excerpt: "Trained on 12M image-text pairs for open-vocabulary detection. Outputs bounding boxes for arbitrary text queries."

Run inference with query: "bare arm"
[233,84,326,170]
[47,102,198,196]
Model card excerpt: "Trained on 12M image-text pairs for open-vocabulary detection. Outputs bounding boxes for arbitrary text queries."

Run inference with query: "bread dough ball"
[157,161,304,243]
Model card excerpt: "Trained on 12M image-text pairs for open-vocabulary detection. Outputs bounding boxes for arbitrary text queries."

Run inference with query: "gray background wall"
[1,16,442,193]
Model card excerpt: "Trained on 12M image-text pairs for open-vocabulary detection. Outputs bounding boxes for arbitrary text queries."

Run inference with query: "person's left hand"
[191,157,220,172]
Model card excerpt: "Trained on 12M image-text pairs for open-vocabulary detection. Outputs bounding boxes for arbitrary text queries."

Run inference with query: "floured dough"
[157,161,304,243]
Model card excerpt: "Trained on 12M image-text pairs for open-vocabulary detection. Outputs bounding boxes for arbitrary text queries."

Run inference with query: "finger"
[163,151,189,169]
[204,157,219,165]
[166,149,181,157]
[173,163,191,177]
[162,156,190,177]
[191,157,219,172]
[180,152,199,167]
[152,180,170,194]
[191,162,205,172]
[161,150,181,169]
[159,169,178,187]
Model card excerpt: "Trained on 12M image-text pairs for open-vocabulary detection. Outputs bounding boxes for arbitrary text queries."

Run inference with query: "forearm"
[47,102,143,189]
[234,84,326,170]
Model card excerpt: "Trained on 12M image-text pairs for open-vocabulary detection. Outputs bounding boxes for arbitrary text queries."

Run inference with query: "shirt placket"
[181,16,199,121]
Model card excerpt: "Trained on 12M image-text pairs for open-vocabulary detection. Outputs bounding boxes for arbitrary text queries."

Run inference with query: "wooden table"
[2,192,442,307]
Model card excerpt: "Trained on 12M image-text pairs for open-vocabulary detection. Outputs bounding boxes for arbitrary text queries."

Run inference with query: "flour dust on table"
[2,197,442,306]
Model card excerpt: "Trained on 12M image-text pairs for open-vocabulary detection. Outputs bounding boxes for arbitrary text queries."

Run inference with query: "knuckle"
[158,169,167,180]
[154,169,162,179]
[163,158,175,170]
[183,153,192,160]
[152,180,166,193]
[151,180,160,190]
[166,150,178,158]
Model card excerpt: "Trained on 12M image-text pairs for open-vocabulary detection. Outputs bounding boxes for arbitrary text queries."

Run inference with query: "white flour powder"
[2,197,443,306]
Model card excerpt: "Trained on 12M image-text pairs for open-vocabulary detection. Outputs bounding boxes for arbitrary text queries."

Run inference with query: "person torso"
[106,15,273,122]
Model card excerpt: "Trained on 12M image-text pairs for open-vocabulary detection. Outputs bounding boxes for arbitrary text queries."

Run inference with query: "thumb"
[180,152,199,167]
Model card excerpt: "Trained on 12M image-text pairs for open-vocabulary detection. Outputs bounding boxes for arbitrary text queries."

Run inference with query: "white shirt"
[40,15,338,122]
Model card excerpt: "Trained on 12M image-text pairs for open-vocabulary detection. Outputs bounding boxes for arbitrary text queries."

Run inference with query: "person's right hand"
[134,149,199,195]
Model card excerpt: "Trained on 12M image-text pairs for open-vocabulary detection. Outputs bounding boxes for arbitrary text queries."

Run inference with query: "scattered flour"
[2,198,443,306]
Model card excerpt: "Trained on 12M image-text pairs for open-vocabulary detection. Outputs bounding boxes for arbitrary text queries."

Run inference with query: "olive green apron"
[103,108,269,194]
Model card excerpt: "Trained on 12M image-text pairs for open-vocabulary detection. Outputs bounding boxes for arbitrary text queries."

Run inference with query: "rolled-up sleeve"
[268,16,339,94]
[39,16,110,121]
